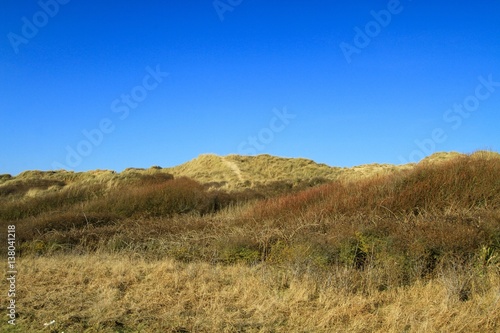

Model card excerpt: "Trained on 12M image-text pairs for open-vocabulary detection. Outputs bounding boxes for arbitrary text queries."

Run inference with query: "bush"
[0,183,106,220]
[87,177,214,218]
[0,179,65,197]
[249,154,500,220]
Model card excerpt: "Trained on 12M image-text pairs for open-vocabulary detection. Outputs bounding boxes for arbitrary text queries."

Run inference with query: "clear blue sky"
[1,0,499,175]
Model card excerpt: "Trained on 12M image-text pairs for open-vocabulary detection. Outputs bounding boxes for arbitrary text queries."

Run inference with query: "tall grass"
[7,152,499,271]
[1,151,499,332]
[3,253,499,332]
[250,153,500,220]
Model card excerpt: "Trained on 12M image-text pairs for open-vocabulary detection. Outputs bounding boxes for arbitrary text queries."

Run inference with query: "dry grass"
[0,150,499,332]
[161,153,343,190]
[0,151,482,193]
[165,154,243,187]
[1,254,498,333]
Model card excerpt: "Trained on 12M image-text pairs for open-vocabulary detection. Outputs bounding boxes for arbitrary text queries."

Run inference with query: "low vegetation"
[0,151,499,332]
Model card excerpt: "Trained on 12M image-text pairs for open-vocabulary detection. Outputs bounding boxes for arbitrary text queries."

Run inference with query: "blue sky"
[1,0,499,175]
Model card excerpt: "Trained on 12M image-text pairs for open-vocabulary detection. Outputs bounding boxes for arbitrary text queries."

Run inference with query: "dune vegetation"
[0,151,499,332]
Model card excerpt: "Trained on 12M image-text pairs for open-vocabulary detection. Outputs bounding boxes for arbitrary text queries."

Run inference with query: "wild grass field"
[0,151,499,332]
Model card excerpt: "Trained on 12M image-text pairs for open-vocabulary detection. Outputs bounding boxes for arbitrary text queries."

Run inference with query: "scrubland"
[0,151,499,332]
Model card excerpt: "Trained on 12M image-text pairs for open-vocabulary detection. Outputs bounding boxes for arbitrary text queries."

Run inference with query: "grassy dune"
[0,151,499,332]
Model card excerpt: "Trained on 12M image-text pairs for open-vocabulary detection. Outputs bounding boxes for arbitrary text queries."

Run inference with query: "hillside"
[163,154,342,187]
[165,153,426,187]
[1,150,499,332]
[0,151,472,194]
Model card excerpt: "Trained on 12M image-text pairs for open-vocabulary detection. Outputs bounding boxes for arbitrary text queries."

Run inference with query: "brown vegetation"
[0,151,499,332]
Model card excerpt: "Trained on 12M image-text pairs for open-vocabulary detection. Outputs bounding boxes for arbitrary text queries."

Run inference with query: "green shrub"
[219,245,260,264]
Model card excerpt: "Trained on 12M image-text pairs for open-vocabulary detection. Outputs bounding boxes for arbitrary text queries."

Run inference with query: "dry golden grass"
[164,154,242,187]
[1,150,500,332]
[163,154,343,189]
[1,151,493,193]
[1,254,498,333]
